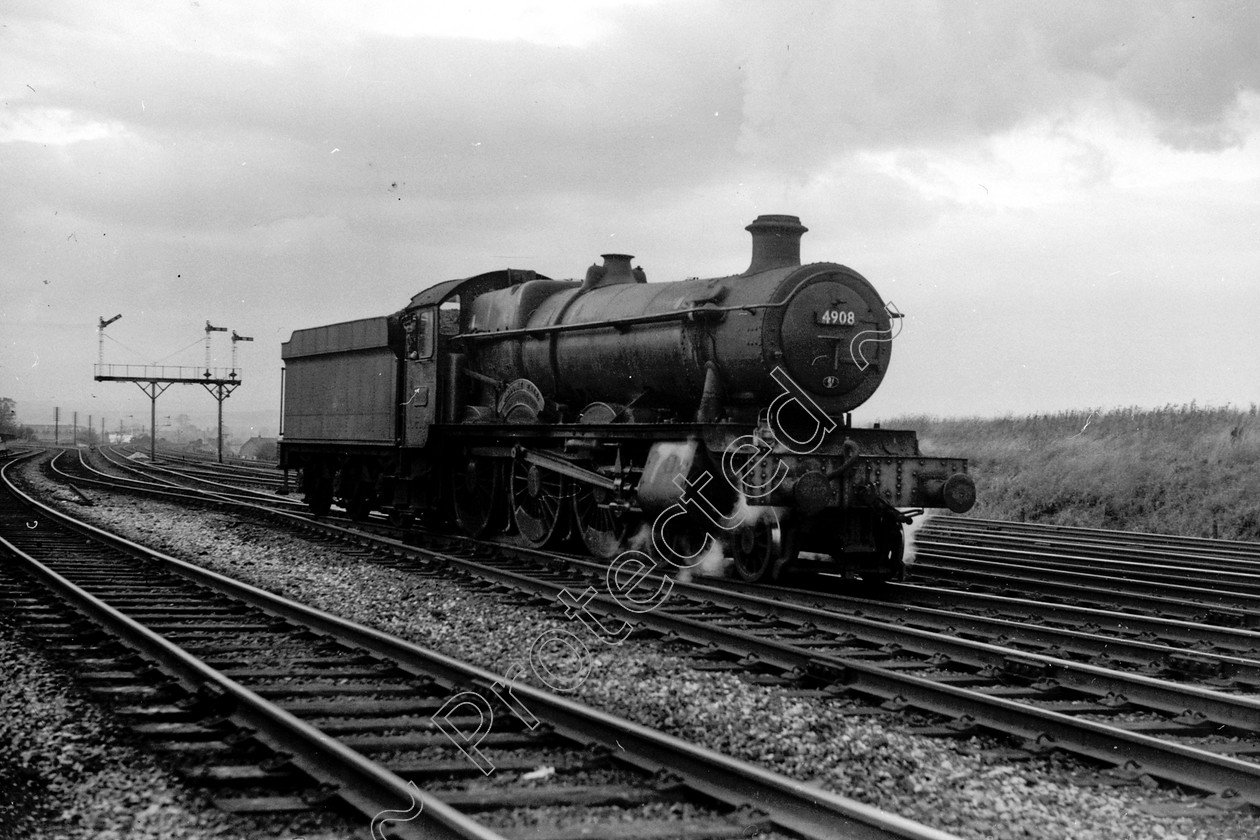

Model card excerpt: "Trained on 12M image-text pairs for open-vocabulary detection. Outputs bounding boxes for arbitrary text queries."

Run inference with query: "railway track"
[134,446,289,488]
[403,548,1260,809]
[928,516,1260,565]
[24,448,1260,816]
[910,516,1260,626]
[47,445,306,512]
[95,445,297,501]
[140,444,284,476]
[143,459,286,490]
[3,448,953,840]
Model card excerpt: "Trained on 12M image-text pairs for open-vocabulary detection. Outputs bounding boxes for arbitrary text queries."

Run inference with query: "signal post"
[94,317,247,463]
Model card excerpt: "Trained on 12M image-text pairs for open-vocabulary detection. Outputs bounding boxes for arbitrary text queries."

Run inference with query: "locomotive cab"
[400,305,437,447]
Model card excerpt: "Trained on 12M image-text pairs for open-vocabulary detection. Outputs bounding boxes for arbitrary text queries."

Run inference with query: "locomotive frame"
[279,216,975,582]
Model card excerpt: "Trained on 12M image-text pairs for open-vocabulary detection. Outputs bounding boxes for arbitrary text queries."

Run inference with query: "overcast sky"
[3,0,1259,437]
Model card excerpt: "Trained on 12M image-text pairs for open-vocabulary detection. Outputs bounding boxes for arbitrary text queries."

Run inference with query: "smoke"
[616,492,794,585]
[729,491,789,531]
[675,536,730,583]
[615,517,729,585]
[901,510,935,570]
[675,493,787,583]
[625,521,653,553]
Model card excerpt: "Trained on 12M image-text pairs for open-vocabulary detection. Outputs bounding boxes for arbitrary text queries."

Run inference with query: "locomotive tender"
[279,215,975,581]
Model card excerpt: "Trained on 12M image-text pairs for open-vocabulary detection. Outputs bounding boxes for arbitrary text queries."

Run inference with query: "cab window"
[404,315,419,359]
[439,295,461,336]
[419,309,435,359]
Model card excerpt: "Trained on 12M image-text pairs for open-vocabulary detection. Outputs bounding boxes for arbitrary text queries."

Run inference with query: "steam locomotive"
[279,215,975,581]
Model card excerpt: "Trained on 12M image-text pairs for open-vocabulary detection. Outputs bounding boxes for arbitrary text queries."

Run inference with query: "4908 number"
[816,309,856,326]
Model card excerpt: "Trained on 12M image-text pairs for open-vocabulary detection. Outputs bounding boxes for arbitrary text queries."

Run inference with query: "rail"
[9,449,955,840]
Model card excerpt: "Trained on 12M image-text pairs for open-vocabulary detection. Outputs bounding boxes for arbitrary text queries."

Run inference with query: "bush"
[881,405,1260,541]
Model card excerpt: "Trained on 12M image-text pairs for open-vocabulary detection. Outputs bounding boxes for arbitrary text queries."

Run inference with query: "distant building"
[181,438,216,455]
[238,436,278,461]
[24,424,61,442]
[22,424,110,443]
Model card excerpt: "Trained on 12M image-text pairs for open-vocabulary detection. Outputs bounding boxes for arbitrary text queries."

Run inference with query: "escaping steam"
[676,536,730,583]
[901,510,934,570]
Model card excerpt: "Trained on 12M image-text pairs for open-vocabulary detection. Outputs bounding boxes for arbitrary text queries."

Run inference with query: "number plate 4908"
[816,309,856,326]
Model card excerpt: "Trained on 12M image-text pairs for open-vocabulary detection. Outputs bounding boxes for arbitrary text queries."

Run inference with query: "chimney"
[743,214,807,275]
[582,253,640,291]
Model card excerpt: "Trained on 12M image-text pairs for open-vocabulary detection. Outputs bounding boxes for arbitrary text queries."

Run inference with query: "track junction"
[6,443,1260,836]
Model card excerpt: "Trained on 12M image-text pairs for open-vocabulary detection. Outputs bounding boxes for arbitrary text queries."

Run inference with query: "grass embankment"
[885,405,1260,542]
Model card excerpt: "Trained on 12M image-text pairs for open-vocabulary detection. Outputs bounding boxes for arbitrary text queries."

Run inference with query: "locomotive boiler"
[467,215,887,418]
[279,215,975,582]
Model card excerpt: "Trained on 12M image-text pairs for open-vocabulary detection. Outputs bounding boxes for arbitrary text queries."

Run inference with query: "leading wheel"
[511,461,568,548]
[732,516,796,583]
[859,520,905,582]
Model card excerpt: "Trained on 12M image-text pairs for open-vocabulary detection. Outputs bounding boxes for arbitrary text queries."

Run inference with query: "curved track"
[24,449,1260,810]
[4,449,952,840]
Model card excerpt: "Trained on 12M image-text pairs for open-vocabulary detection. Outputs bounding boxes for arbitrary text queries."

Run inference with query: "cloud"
[1041,1,1260,150]
[732,0,1260,176]
[6,9,751,230]
[3,0,1260,424]
[0,107,126,145]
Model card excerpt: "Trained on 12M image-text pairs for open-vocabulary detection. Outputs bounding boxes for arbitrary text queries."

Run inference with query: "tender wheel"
[302,465,333,516]
[339,463,375,521]
[859,520,906,582]
[511,460,568,548]
[572,482,627,558]
[388,509,415,529]
[346,489,374,521]
[307,489,332,517]
[732,516,796,583]
[453,457,505,537]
